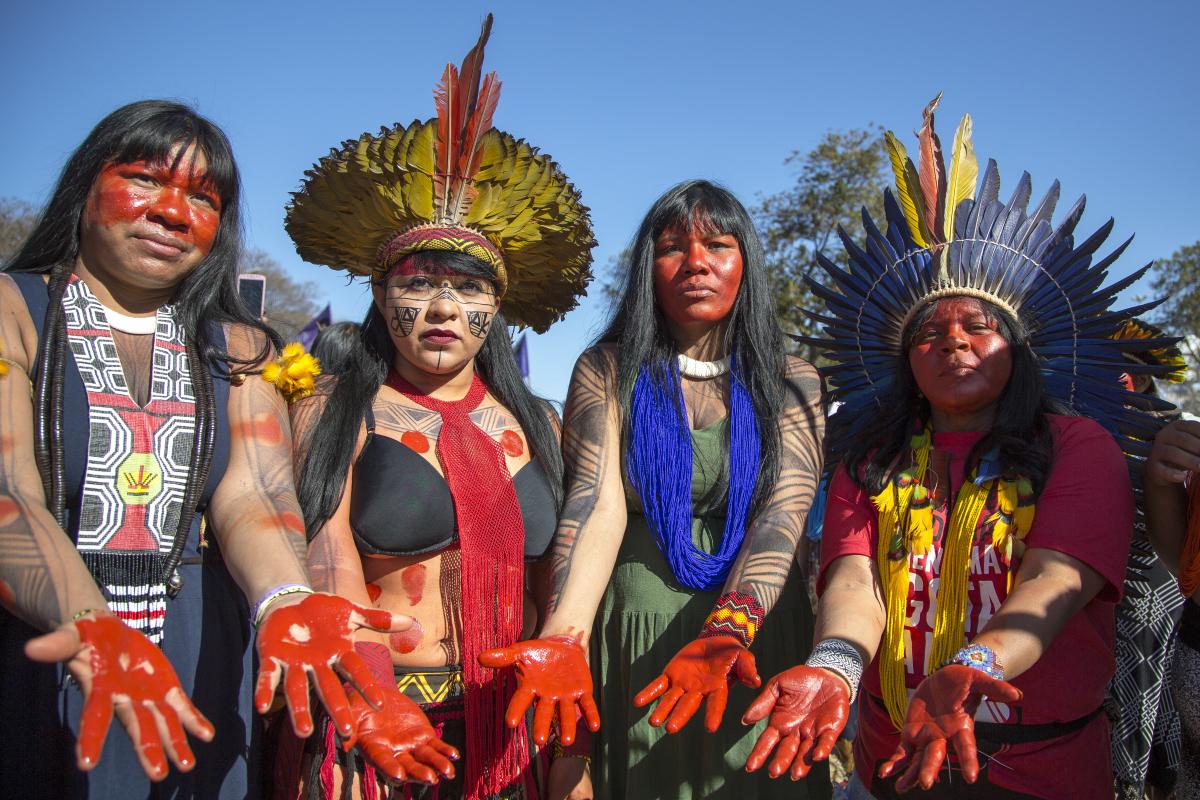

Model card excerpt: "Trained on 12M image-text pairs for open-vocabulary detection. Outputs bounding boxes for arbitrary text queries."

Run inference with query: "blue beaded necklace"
[627,352,761,590]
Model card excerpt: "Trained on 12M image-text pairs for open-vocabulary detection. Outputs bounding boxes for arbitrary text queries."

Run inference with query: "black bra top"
[349,406,557,559]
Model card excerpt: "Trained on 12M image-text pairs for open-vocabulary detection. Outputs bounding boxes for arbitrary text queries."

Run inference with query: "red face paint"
[499,430,524,458]
[652,223,743,328]
[908,297,1013,422]
[1119,373,1135,392]
[400,564,426,605]
[400,431,430,453]
[366,582,383,604]
[88,152,221,258]
[389,619,424,654]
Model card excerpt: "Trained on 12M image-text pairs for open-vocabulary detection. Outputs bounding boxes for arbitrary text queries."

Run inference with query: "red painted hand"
[478,635,600,746]
[344,684,459,785]
[877,665,1023,793]
[633,635,760,734]
[254,593,410,738]
[742,665,849,779]
[25,615,214,781]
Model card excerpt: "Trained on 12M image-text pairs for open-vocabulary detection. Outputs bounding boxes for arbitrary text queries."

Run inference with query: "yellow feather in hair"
[943,113,979,242]
[1015,478,1035,536]
[884,132,930,247]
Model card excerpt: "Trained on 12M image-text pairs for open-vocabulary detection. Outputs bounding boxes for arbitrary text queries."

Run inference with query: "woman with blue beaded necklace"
[481,179,829,800]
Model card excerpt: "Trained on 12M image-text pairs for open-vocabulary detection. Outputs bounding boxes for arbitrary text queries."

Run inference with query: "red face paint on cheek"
[89,160,222,258]
[908,298,1013,417]
[389,619,423,654]
[400,564,426,605]
[499,430,525,458]
[652,227,743,327]
[91,166,150,227]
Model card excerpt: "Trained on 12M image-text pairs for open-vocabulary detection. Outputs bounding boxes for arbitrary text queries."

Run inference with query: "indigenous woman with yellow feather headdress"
[277,16,594,799]
[740,96,1177,798]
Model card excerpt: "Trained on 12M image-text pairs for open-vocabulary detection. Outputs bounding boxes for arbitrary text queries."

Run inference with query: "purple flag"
[512,333,529,380]
[298,304,332,350]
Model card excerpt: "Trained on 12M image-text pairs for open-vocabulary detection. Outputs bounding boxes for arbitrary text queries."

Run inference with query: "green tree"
[1150,240,1200,412]
[0,197,37,263]
[755,127,889,358]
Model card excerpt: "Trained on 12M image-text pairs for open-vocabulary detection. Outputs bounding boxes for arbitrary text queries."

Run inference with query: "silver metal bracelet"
[805,637,865,703]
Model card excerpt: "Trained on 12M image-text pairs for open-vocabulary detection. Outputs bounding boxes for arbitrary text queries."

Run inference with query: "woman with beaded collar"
[739,97,1174,799]
[481,179,830,799]
[279,16,595,800]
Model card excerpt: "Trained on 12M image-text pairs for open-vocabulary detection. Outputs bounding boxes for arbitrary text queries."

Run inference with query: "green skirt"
[592,512,831,800]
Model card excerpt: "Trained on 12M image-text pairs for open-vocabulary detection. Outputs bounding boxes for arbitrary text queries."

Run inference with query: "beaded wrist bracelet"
[698,590,765,649]
[805,638,864,703]
[942,643,1005,680]
[252,583,313,628]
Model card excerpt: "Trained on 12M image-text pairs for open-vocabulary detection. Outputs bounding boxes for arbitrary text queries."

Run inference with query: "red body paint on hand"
[74,615,213,779]
[401,431,430,453]
[742,665,850,779]
[878,665,1023,792]
[478,634,601,746]
[634,635,760,734]
[255,593,397,738]
[400,564,426,605]
[499,430,524,458]
[343,681,459,784]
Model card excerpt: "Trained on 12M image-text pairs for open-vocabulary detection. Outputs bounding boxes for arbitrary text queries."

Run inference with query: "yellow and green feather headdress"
[285,15,595,333]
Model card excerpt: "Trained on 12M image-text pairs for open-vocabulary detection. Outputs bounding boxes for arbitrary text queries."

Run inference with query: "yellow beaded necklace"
[870,427,1035,729]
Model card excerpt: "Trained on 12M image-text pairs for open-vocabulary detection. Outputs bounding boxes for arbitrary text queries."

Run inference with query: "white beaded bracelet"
[252,584,313,628]
[806,638,865,703]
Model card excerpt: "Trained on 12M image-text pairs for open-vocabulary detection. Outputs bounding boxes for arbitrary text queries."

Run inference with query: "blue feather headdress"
[803,95,1179,479]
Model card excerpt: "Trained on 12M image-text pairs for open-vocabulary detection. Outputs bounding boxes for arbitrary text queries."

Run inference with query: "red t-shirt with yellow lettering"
[819,415,1131,799]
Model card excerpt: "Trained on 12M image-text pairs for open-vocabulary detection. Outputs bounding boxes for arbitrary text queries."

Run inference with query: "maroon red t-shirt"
[819,415,1132,799]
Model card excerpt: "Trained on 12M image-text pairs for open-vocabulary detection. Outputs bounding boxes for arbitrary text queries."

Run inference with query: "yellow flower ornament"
[261,343,320,403]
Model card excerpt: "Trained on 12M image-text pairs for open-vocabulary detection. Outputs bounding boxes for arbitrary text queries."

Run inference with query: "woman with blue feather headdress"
[739,95,1178,799]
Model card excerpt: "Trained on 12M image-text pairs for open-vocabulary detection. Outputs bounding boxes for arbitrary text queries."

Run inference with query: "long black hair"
[3,99,280,366]
[838,297,1060,497]
[1,100,270,586]
[599,179,786,516]
[295,249,564,538]
[311,321,361,375]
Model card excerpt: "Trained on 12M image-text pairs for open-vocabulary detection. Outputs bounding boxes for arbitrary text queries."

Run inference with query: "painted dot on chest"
[499,430,524,457]
[365,582,383,604]
[400,431,430,453]
[389,619,423,654]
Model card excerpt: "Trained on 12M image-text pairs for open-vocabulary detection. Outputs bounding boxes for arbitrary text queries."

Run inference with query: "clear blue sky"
[3,0,1197,403]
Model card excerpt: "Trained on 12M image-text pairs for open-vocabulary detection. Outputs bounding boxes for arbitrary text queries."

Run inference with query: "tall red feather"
[917,93,946,245]
[434,14,496,221]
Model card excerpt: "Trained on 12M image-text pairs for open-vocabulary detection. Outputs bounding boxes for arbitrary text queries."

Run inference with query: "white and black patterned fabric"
[1109,523,1184,797]
[62,276,196,643]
